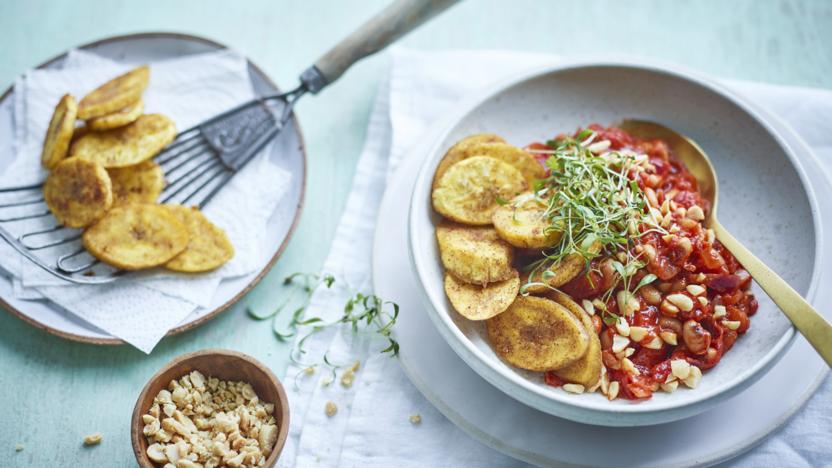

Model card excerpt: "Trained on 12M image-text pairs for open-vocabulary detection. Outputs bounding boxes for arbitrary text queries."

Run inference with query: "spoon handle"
[713,221,832,367]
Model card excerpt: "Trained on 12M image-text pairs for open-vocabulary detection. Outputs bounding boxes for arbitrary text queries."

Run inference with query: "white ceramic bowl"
[408,60,821,426]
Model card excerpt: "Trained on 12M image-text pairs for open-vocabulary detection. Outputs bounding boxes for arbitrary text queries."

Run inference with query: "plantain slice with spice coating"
[87,99,144,131]
[487,296,589,372]
[82,204,188,270]
[432,134,506,190]
[163,205,234,273]
[492,193,561,248]
[432,156,527,225]
[444,271,519,320]
[71,114,176,168]
[547,290,603,388]
[43,158,112,228]
[41,94,78,169]
[78,65,149,119]
[108,160,165,207]
[436,222,515,286]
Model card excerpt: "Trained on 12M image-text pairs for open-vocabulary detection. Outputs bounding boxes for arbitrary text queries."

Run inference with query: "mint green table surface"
[1,0,830,465]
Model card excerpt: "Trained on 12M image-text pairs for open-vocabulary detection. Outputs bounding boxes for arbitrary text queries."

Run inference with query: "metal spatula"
[0,0,459,284]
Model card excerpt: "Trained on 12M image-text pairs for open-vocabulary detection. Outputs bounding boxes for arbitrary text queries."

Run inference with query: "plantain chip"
[41,94,78,169]
[486,296,589,372]
[432,134,506,190]
[70,114,176,168]
[87,99,144,131]
[43,158,112,228]
[518,269,550,295]
[82,204,188,270]
[108,160,165,207]
[163,205,234,272]
[436,222,515,286]
[492,193,561,248]
[523,240,602,290]
[432,156,527,225]
[78,65,149,119]
[548,290,603,388]
[70,124,90,146]
[444,271,519,321]
[433,140,545,191]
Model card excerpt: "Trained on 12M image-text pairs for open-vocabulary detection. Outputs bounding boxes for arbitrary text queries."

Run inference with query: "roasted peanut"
[639,284,662,305]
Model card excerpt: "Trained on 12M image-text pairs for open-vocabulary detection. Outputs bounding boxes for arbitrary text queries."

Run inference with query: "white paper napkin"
[278,48,832,467]
[0,49,292,352]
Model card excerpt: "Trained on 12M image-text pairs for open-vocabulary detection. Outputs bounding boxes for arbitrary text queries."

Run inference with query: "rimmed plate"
[375,87,828,464]
[0,33,306,344]
[408,61,821,425]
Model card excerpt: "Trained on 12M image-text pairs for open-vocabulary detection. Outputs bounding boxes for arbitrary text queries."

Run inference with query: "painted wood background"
[1,0,830,465]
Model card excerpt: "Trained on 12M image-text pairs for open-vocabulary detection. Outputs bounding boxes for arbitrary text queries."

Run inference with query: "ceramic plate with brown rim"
[131,349,289,467]
[0,33,305,344]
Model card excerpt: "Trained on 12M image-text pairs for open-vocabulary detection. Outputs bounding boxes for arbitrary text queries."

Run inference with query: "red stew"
[530,125,756,401]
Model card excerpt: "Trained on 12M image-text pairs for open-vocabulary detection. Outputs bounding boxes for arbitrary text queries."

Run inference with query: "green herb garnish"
[523,130,666,298]
[248,273,400,388]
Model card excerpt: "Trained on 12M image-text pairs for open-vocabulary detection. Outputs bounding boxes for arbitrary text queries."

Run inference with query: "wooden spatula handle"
[300,0,459,93]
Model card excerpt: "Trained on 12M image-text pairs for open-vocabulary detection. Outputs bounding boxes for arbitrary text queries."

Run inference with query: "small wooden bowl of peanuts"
[131,349,289,468]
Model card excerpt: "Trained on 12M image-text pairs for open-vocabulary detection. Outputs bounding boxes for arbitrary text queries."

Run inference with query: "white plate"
[0,33,305,344]
[374,100,829,466]
[407,61,821,425]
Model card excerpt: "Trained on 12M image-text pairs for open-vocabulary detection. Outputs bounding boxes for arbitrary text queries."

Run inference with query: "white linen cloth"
[278,48,831,467]
[1,49,291,352]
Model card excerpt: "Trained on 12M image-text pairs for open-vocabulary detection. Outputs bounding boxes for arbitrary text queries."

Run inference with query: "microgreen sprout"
[522,129,665,302]
[248,272,400,390]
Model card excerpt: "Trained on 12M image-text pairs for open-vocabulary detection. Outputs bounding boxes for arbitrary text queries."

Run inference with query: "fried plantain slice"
[526,253,588,288]
[70,124,90,146]
[492,193,561,248]
[522,240,602,290]
[163,205,235,272]
[43,158,112,228]
[436,222,515,286]
[433,140,546,191]
[518,269,550,295]
[82,204,189,270]
[87,99,144,131]
[548,290,603,388]
[487,296,589,372]
[41,94,78,169]
[432,134,506,190]
[71,114,176,168]
[108,160,165,206]
[432,156,527,225]
[444,271,519,321]
[78,65,149,119]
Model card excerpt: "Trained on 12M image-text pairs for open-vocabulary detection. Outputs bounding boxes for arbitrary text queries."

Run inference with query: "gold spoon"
[619,119,832,367]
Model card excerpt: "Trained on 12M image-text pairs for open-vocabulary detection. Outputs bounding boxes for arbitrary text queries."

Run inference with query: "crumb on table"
[83,433,102,446]
[325,401,337,417]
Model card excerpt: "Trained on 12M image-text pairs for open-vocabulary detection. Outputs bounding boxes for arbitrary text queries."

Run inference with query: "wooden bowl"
[131,349,289,467]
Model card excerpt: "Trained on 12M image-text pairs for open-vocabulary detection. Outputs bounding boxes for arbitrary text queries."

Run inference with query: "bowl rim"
[408,57,822,420]
[130,348,290,467]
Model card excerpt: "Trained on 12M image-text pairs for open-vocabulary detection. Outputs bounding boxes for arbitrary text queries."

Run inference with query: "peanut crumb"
[325,401,338,417]
[303,366,315,376]
[142,370,279,467]
[83,433,102,446]
[409,414,422,425]
[340,371,355,388]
